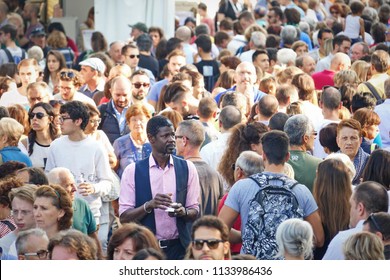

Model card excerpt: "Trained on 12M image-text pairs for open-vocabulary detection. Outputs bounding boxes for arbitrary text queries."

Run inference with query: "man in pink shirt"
[119,115,200,260]
[311,53,351,90]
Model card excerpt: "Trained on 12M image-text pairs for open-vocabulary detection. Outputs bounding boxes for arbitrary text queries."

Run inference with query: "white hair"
[325,153,356,183]
[275,218,314,259]
[277,48,297,66]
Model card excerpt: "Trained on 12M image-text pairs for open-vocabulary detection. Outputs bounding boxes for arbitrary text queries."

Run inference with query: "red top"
[311,70,335,90]
[218,193,242,254]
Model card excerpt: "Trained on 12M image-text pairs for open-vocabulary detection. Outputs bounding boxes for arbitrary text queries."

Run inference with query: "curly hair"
[218,122,268,187]
[0,177,24,207]
[107,223,161,260]
[48,229,98,260]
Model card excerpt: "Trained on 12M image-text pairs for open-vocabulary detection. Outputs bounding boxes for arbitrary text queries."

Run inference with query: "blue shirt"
[147,78,169,103]
[214,85,266,104]
[0,146,32,167]
[111,100,128,134]
[113,134,152,178]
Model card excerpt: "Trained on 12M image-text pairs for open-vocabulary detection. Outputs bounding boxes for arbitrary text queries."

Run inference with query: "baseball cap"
[79,57,106,73]
[30,27,46,37]
[128,22,148,33]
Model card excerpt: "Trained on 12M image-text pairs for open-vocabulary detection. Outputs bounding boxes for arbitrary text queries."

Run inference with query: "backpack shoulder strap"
[21,49,26,60]
[3,48,14,63]
[364,82,382,102]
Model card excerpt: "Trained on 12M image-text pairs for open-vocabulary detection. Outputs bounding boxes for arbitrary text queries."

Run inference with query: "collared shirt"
[357,73,390,99]
[111,100,128,133]
[322,220,364,260]
[119,155,200,240]
[375,99,390,149]
[79,79,105,99]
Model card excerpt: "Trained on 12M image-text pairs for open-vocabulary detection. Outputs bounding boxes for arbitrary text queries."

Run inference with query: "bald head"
[330,53,351,72]
[258,95,279,118]
[321,86,341,110]
[47,167,73,186]
[235,62,257,90]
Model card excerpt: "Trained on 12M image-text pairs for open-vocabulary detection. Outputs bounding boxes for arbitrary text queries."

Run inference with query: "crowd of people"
[0,0,390,261]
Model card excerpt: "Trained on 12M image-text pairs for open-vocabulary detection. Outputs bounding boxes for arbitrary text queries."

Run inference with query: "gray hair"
[275,218,314,259]
[47,167,74,186]
[362,7,379,23]
[235,151,264,176]
[277,48,297,66]
[15,228,49,255]
[281,25,298,46]
[284,114,313,146]
[177,120,205,147]
[250,31,266,49]
[298,21,310,35]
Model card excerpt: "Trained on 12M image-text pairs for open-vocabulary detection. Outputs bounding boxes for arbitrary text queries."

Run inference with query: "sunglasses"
[133,82,150,89]
[129,55,140,59]
[192,239,224,250]
[60,71,75,79]
[368,213,382,232]
[23,249,49,259]
[29,112,48,119]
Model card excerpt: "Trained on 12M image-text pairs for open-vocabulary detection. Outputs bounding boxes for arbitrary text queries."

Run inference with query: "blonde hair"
[0,117,24,146]
[343,232,385,260]
[351,60,370,83]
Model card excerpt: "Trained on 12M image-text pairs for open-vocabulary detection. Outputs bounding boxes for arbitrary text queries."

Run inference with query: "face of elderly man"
[336,126,362,160]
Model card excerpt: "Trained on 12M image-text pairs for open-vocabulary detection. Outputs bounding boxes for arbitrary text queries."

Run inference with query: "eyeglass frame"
[58,116,73,123]
[132,82,150,89]
[29,112,48,120]
[192,239,224,250]
[89,118,102,125]
[23,249,49,259]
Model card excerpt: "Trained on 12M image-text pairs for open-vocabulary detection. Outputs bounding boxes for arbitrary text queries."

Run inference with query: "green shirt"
[288,150,322,193]
[72,198,97,235]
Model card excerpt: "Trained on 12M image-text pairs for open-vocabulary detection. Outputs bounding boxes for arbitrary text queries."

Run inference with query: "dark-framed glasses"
[23,249,49,259]
[192,239,224,250]
[29,112,48,120]
[133,82,150,89]
[58,116,72,123]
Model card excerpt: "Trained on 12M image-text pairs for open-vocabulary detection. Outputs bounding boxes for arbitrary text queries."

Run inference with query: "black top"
[139,54,159,79]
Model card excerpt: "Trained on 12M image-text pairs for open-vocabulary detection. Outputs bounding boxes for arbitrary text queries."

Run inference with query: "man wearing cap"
[129,22,148,41]
[79,57,106,100]
[29,27,50,56]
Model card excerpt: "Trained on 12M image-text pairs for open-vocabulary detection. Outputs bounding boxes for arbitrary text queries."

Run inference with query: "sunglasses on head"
[192,239,224,250]
[60,71,75,79]
[129,54,140,59]
[29,112,48,120]
[133,82,150,89]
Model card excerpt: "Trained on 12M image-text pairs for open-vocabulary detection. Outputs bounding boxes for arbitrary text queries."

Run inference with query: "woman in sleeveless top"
[22,102,60,168]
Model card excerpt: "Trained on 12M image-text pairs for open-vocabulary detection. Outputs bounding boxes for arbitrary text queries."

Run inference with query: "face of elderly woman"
[336,126,362,160]
[33,196,64,231]
[113,237,136,260]
[128,113,149,135]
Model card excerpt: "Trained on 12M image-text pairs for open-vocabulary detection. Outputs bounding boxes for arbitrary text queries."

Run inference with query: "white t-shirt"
[45,136,112,224]
[0,89,29,108]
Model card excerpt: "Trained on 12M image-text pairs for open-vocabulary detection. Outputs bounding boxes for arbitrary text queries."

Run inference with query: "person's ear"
[223,241,230,256]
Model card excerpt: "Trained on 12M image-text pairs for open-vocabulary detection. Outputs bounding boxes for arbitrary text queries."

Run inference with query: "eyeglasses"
[133,82,150,89]
[175,135,186,140]
[368,213,382,232]
[89,118,101,125]
[13,209,33,216]
[49,100,65,107]
[23,250,49,259]
[311,131,318,136]
[129,55,140,59]
[29,112,48,120]
[58,116,72,123]
[29,96,43,102]
[60,71,75,79]
[192,239,224,250]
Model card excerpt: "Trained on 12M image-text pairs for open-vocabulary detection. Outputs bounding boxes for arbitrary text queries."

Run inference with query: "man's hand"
[148,193,173,210]
[78,183,95,196]
[167,202,186,218]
